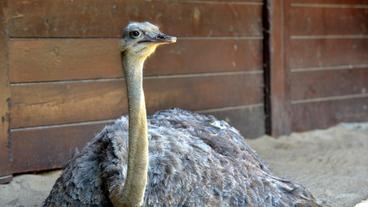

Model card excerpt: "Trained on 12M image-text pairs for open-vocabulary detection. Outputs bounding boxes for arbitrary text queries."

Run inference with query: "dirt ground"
[0,123,367,207]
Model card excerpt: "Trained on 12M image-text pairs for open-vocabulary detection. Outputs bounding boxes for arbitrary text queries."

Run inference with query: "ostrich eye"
[129,30,141,39]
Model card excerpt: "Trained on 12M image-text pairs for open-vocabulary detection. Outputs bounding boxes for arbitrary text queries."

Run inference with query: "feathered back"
[44,109,320,207]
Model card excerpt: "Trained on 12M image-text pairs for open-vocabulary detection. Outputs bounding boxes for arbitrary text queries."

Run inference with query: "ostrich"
[44,22,320,207]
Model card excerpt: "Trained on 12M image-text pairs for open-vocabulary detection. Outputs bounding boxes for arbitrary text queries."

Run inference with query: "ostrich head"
[120,21,176,60]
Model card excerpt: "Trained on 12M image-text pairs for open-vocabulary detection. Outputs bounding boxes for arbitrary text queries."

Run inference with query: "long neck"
[113,53,149,207]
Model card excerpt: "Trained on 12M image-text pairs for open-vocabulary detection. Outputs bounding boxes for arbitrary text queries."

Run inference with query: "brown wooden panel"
[205,0,262,1]
[289,39,368,69]
[291,68,368,101]
[193,0,262,1]
[0,0,11,176]
[291,97,368,131]
[290,7,368,35]
[9,38,262,83]
[9,39,121,83]
[11,80,126,129]
[7,0,262,38]
[10,122,107,173]
[10,73,263,128]
[10,106,264,173]
[291,0,368,4]
[204,105,265,138]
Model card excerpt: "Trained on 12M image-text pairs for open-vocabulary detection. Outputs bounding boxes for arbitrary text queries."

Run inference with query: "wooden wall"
[288,0,368,131]
[1,0,264,175]
[1,0,367,177]
[268,0,368,135]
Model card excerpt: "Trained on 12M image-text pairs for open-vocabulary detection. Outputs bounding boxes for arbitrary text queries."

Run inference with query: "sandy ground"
[248,123,368,207]
[0,123,367,207]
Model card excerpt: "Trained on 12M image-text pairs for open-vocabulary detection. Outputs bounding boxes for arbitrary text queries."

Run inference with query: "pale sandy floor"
[0,123,367,207]
[248,123,368,207]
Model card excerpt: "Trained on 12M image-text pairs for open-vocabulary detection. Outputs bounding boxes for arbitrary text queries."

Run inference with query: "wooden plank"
[10,73,263,128]
[7,0,262,38]
[288,39,368,69]
[10,122,107,173]
[291,96,368,132]
[291,0,368,4]
[0,0,11,177]
[290,7,368,36]
[291,68,368,101]
[265,0,292,136]
[10,106,264,173]
[192,0,262,2]
[9,39,121,83]
[9,38,262,83]
[10,80,126,129]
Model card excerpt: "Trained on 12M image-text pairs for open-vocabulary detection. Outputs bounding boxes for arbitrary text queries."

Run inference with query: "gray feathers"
[44,108,319,207]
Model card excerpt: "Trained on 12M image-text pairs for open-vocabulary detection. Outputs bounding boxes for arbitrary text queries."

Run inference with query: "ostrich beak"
[155,33,177,44]
[138,32,177,45]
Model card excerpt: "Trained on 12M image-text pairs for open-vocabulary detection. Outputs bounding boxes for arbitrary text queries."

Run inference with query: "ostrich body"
[44,22,319,207]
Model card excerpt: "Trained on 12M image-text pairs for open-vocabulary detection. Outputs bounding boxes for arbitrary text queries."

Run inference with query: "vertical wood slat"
[0,0,12,180]
[265,0,292,136]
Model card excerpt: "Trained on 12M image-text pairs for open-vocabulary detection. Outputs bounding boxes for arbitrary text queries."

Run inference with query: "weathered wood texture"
[290,6,368,36]
[289,39,368,69]
[10,122,108,173]
[0,0,11,179]
[4,0,265,174]
[265,0,292,136]
[291,97,368,131]
[286,0,368,131]
[291,0,368,4]
[10,106,265,173]
[10,73,263,128]
[291,68,368,101]
[7,0,263,37]
[4,0,368,175]
[9,38,262,83]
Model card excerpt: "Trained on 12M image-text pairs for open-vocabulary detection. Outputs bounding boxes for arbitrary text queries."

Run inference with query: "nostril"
[157,34,165,39]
